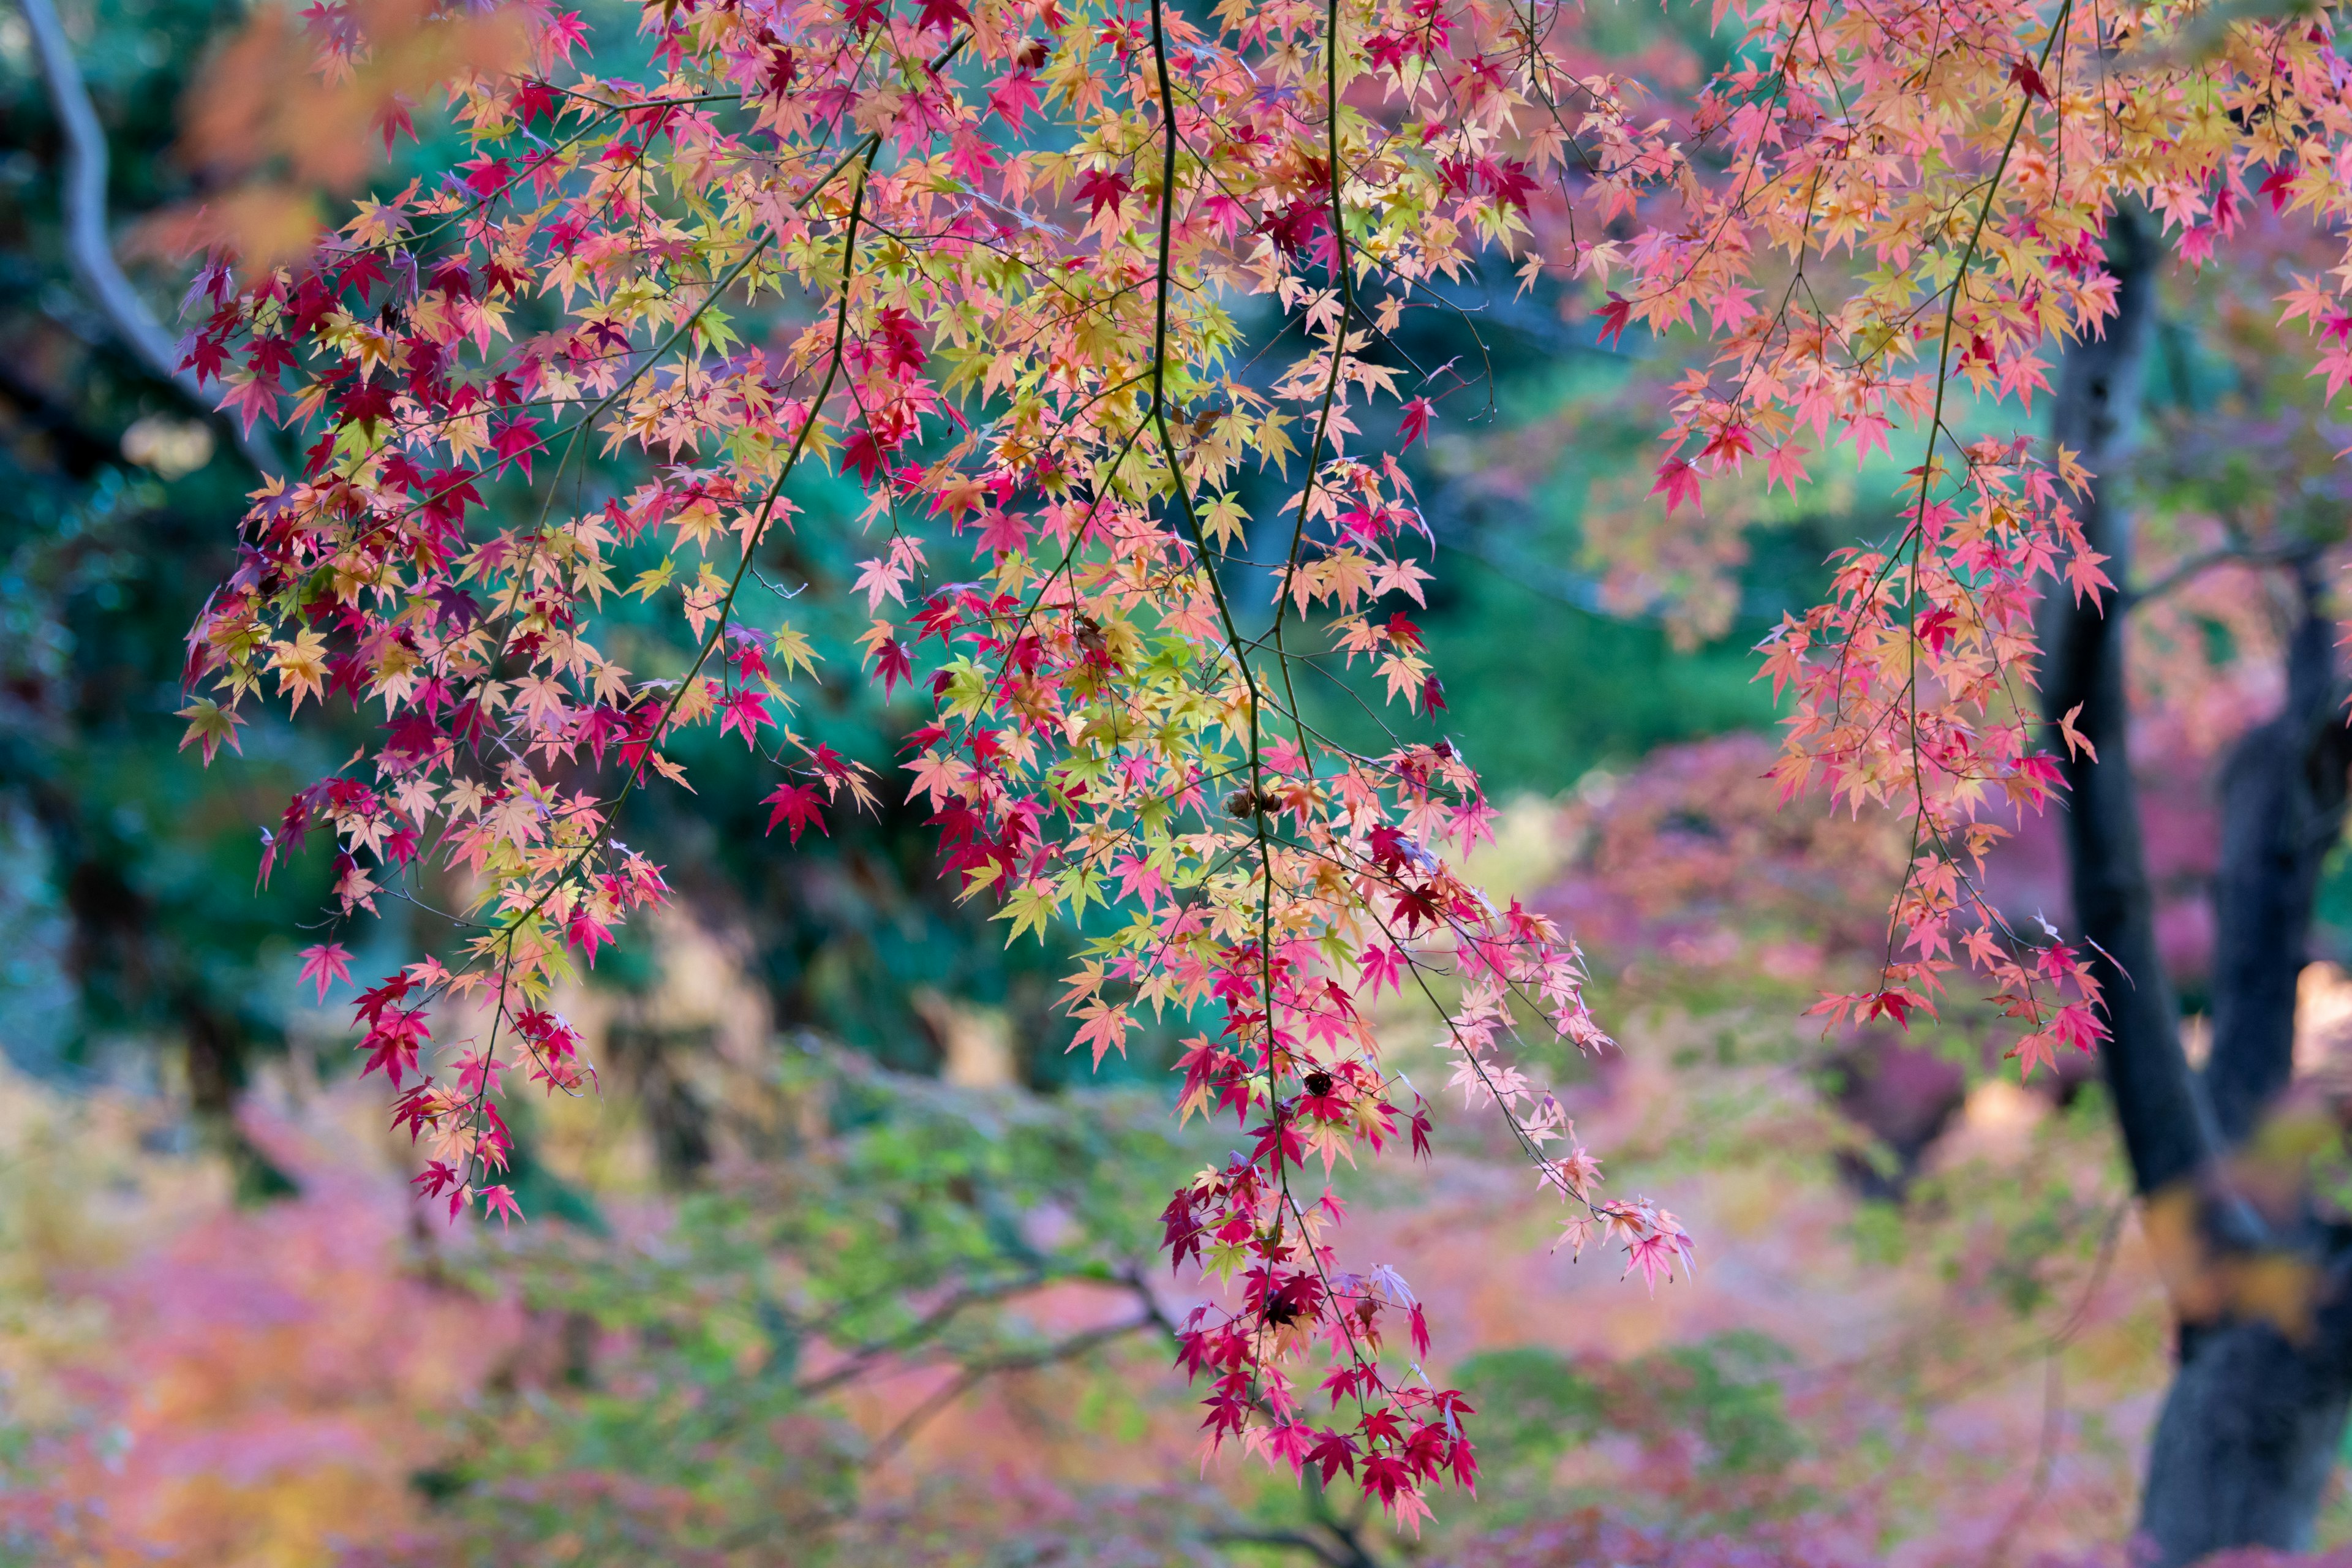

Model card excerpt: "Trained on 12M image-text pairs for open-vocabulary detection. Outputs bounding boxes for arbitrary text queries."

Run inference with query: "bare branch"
[793,1274,1044,1396]
[15,0,283,478]
[1202,1526,1379,1568]
[2127,543,2313,609]
[859,1314,1159,1469]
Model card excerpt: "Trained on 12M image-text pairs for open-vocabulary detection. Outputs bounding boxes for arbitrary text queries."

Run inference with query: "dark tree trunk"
[2206,572,2352,1148]
[2139,1309,2352,1566]
[2043,204,2352,1567]
[2039,206,2210,1202]
[606,1022,715,1187]
[2138,575,2352,1567]
[182,993,298,1201]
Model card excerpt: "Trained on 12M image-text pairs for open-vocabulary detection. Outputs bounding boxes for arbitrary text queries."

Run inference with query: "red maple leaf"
[873,636,913,695]
[1075,167,1132,222]
[2261,160,2300,213]
[762,781,827,843]
[567,907,614,963]
[490,415,543,479]
[987,68,1041,130]
[1594,291,1634,346]
[717,686,774,748]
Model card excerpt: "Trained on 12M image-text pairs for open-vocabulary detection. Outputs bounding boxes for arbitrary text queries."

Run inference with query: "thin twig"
[859,1314,1159,1468]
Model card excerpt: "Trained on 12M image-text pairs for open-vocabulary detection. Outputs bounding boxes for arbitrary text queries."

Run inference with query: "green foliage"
[377,1047,1215,1562]
[1395,558,1773,796]
[1452,1330,1804,1531]
[1450,1346,1606,1463]
[1651,1332,1804,1477]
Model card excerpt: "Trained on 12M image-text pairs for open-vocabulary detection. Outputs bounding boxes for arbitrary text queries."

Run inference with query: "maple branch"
[1142,0,1293,1230]
[14,0,282,479]
[443,164,880,1200]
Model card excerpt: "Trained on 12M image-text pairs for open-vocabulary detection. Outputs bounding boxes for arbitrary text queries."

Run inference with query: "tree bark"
[181,991,299,1201]
[2043,205,2352,1568]
[2206,566,2352,1147]
[2039,205,2211,1201]
[2137,571,2352,1567]
[2139,1303,2352,1567]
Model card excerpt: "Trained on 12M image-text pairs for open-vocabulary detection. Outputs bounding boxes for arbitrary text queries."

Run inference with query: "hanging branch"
[13,0,282,478]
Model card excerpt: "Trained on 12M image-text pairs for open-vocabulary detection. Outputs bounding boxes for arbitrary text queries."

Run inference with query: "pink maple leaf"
[297,942,353,1002]
[1649,456,1702,515]
[481,1184,526,1227]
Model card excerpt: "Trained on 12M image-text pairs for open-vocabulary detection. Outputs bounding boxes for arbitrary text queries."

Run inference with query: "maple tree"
[145,0,2352,1536]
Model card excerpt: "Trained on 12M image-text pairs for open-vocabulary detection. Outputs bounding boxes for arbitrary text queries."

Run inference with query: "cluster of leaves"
[172,0,1691,1520]
[157,0,2352,1525]
[1615,0,2352,1065]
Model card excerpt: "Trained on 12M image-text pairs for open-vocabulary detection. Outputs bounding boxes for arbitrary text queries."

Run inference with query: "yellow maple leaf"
[270,629,329,712]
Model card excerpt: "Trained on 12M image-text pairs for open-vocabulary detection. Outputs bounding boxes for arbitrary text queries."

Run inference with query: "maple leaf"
[2057,703,2098,763]
[771,624,818,677]
[1594,292,1634,346]
[491,415,544,479]
[1358,945,1407,997]
[1764,441,1811,495]
[176,697,246,763]
[2008,1030,2060,1081]
[872,637,913,696]
[2064,544,2112,605]
[297,942,354,1001]
[761,782,827,843]
[269,630,330,713]
[1305,1427,1360,1485]
[1397,396,1434,447]
[717,686,774,748]
[1074,167,1131,223]
[1649,456,1702,515]
[567,906,614,963]
[215,373,277,433]
[179,331,232,384]
[987,68,1040,130]
[2261,160,2300,214]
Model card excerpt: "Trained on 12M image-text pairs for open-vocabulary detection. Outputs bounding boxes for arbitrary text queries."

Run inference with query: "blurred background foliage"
[11,0,2352,1564]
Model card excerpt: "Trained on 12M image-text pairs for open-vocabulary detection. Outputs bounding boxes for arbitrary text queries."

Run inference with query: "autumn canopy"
[161,0,2352,1526]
